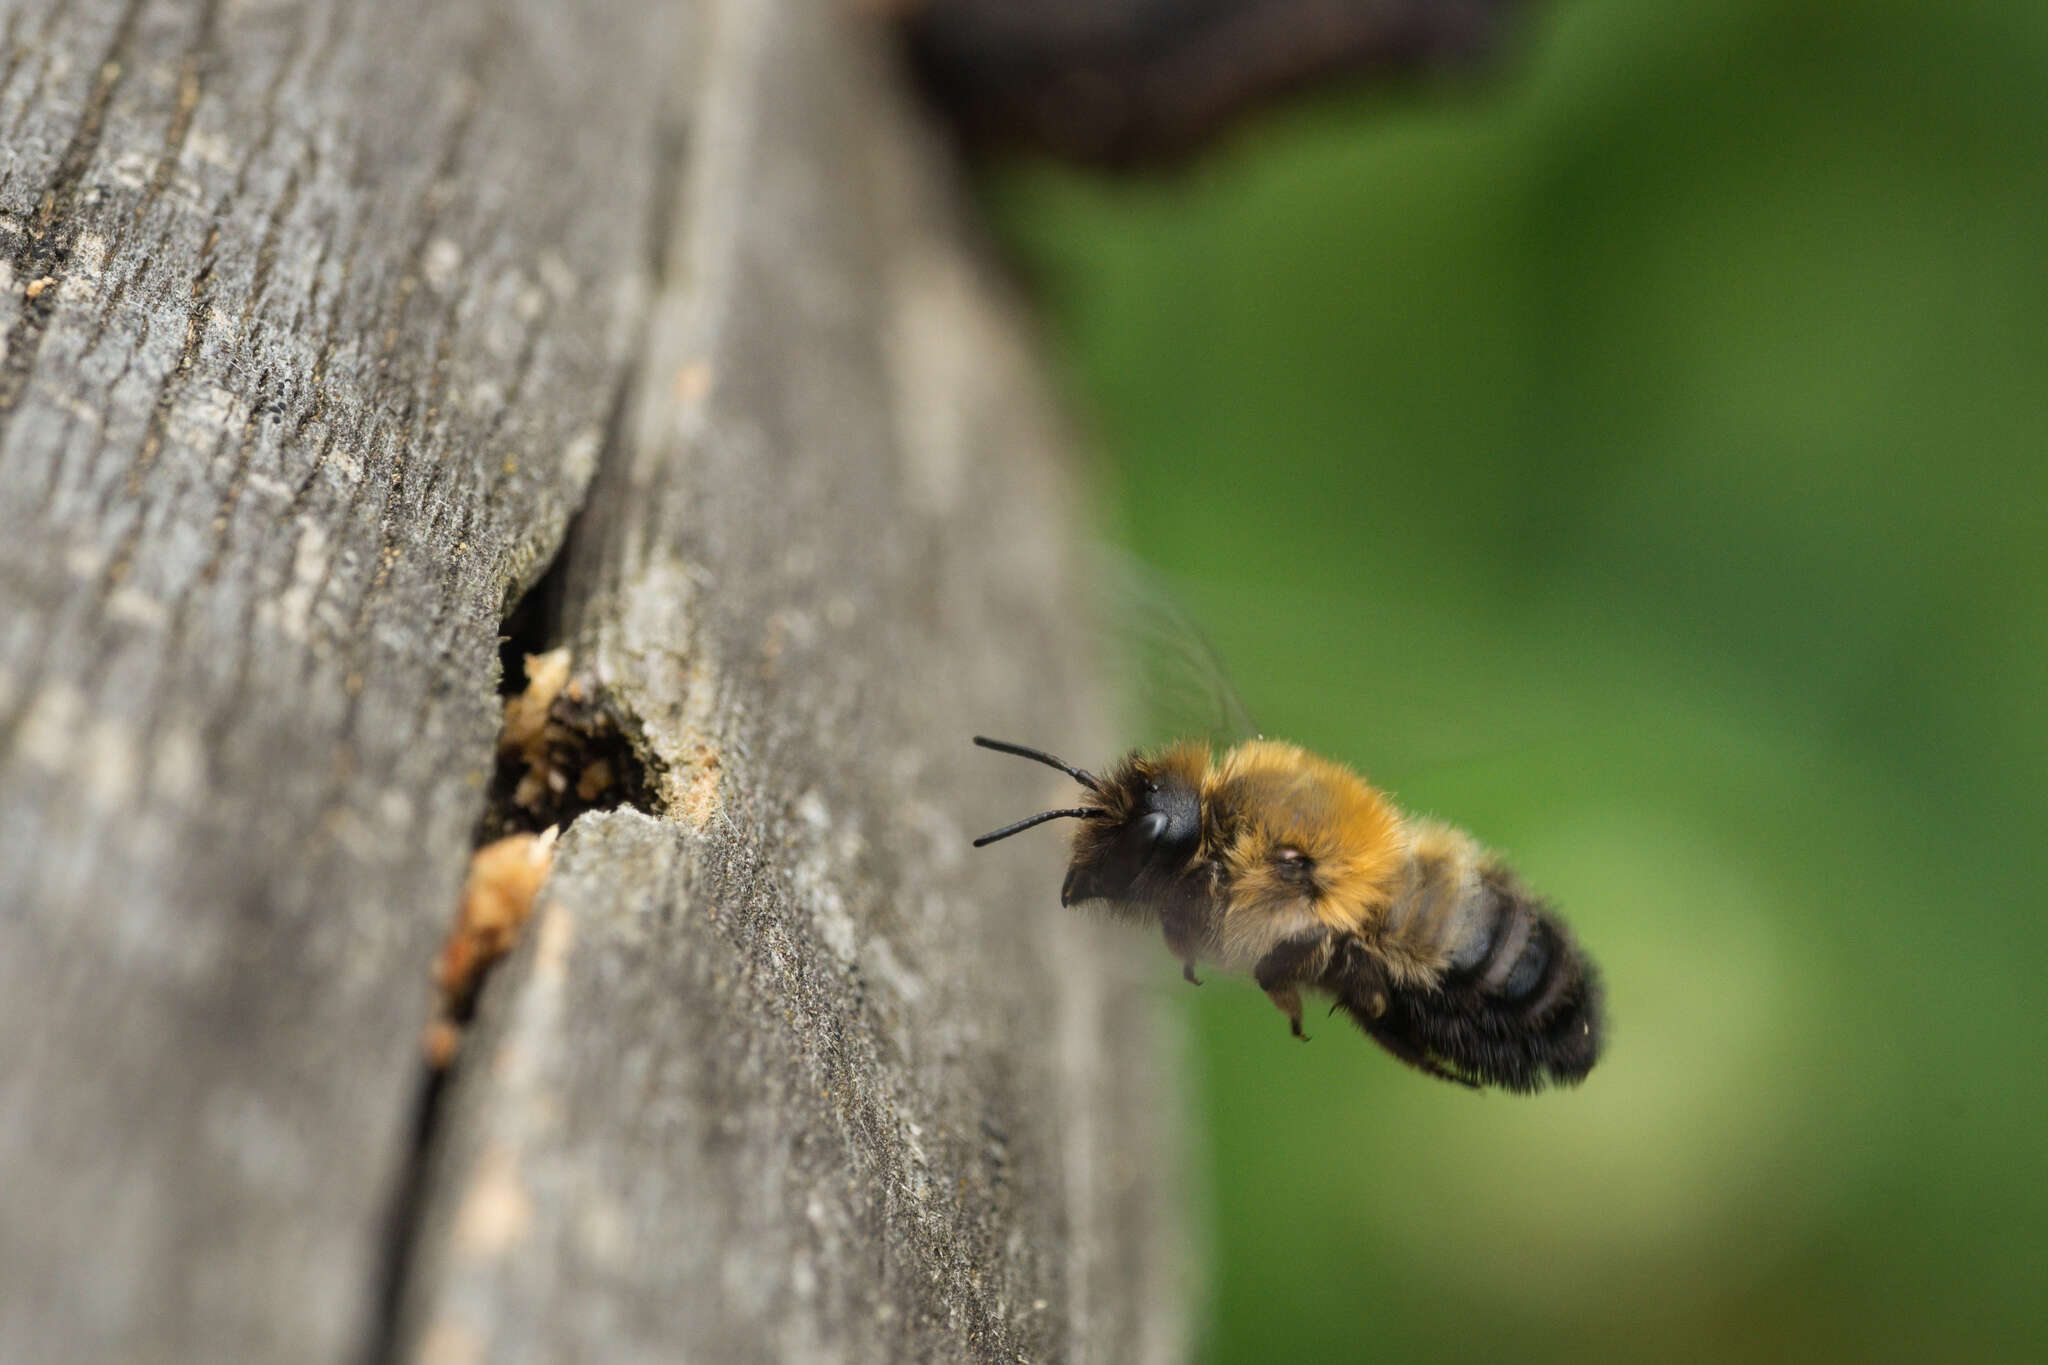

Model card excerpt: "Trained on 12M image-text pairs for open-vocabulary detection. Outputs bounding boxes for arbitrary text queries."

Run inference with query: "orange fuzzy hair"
[1205,739,1408,935]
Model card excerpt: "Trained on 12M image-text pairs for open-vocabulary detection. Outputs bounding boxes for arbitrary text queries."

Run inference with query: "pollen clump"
[501,648,575,812]
[425,827,558,1066]
[485,648,653,836]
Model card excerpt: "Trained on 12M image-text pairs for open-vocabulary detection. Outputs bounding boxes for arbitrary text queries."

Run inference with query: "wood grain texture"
[0,0,684,1360]
[393,5,1185,1362]
[0,0,1182,1362]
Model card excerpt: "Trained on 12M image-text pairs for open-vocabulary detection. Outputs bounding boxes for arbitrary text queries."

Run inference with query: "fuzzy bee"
[973,735,1604,1092]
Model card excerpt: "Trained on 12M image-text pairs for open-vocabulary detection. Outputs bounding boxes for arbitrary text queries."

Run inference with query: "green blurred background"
[984,0,2048,1360]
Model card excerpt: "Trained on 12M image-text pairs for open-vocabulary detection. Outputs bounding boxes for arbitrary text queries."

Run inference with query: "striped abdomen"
[1341,830,1604,1092]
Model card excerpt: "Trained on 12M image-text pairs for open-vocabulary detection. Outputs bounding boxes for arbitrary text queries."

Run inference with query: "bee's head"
[972,737,1205,908]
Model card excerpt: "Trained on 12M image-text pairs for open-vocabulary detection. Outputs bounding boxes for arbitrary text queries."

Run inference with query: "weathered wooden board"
[0,0,686,1359]
[0,1,1182,1362]
[390,5,1184,1362]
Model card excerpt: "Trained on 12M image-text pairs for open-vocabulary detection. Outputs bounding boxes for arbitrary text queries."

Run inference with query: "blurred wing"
[1091,547,1258,750]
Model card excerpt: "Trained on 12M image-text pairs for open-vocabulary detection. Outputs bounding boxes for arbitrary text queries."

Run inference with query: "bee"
[972,735,1604,1092]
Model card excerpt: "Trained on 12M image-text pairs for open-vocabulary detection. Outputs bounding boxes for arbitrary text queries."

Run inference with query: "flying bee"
[972,735,1604,1092]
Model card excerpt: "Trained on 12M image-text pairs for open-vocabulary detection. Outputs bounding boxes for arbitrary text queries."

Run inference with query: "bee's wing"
[1092,547,1258,750]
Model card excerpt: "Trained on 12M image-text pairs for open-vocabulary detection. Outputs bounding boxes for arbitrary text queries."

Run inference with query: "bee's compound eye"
[1136,811,1170,844]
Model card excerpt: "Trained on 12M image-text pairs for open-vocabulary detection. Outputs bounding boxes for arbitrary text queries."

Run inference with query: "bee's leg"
[1267,985,1308,1040]
[1160,891,1214,988]
[1161,920,1203,983]
[1329,936,1391,1019]
[1255,932,1331,1042]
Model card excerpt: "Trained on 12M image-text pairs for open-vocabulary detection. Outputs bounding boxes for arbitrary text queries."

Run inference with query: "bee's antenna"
[972,808,1103,847]
[973,736,1103,793]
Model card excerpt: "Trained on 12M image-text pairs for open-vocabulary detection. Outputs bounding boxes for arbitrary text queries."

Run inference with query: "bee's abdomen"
[1351,862,1604,1092]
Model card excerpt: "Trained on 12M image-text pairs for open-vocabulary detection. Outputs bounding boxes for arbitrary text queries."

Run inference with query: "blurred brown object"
[434,831,558,1016]
[898,0,1530,166]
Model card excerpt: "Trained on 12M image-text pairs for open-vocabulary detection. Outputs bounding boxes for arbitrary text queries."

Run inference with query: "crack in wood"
[0,2,1186,1359]
[364,549,656,1365]
[353,161,686,1333]
[361,1066,451,1365]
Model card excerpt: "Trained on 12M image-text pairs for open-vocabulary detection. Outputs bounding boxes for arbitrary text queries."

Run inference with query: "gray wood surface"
[0,1,1180,1361]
